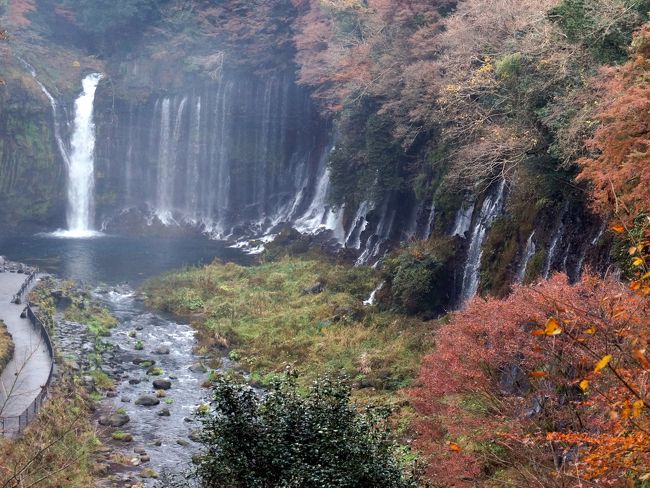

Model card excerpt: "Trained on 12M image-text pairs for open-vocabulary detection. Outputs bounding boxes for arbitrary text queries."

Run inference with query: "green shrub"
[191,375,419,488]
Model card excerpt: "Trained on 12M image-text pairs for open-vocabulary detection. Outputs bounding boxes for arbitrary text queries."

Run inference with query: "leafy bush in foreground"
[191,374,419,488]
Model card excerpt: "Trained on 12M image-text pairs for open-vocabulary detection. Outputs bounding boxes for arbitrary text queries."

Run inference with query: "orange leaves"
[528,371,547,378]
[579,379,590,391]
[632,348,650,369]
[594,355,612,373]
[448,441,462,452]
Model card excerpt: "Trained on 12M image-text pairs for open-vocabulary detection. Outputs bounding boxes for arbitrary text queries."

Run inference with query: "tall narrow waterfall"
[459,180,507,305]
[63,73,103,236]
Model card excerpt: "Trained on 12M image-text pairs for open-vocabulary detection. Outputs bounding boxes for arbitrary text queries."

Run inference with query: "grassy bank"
[0,378,99,487]
[144,257,436,403]
[0,320,14,375]
[0,280,100,487]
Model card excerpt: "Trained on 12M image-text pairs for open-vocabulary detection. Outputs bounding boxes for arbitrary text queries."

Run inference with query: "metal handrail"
[0,270,56,436]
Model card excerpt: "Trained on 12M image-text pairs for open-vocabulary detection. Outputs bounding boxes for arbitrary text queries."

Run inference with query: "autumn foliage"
[579,24,650,227]
[410,272,650,485]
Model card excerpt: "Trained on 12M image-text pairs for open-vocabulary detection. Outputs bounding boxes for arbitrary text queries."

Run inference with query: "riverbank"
[0,321,13,376]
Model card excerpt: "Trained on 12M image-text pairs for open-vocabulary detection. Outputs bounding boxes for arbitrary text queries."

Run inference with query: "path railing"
[0,270,56,436]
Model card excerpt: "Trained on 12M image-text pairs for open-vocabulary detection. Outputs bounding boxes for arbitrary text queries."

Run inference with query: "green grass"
[90,369,114,390]
[144,257,436,402]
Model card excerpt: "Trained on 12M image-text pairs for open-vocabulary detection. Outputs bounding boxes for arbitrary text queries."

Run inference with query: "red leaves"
[410,272,650,485]
[578,25,650,226]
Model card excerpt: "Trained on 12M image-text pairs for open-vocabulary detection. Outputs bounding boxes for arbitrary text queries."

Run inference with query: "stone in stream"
[189,362,207,373]
[152,379,172,390]
[134,447,147,455]
[158,408,171,417]
[135,396,160,407]
[121,396,131,403]
[128,378,141,385]
[153,346,170,355]
[139,468,159,479]
[98,413,130,428]
[140,454,151,463]
[176,439,190,447]
[189,430,202,443]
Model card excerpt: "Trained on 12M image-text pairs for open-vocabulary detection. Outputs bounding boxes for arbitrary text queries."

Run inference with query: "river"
[0,232,250,485]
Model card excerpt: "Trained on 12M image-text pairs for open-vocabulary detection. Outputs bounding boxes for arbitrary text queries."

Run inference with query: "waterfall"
[345,201,372,250]
[59,73,103,237]
[543,212,566,279]
[452,203,474,237]
[459,180,507,305]
[356,201,397,266]
[363,282,384,306]
[516,231,536,283]
[422,202,436,239]
[18,58,70,168]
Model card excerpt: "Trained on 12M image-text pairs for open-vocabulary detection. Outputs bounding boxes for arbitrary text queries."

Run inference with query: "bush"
[190,374,419,488]
[382,238,455,315]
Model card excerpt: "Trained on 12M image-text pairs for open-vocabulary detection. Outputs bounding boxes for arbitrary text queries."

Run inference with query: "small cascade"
[364,282,384,306]
[18,58,70,167]
[422,202,436,239]
[356,201,397,266]
[60,73,103,237]
[459,180,507,305]
[345,201,372,250]
[543,210,567,279]
[516,231,536,283]
[452,203,474,237]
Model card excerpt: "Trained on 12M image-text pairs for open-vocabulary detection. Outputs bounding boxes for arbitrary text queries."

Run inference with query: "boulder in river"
[189,362,207,373]
[153,346,170,355]
[135,396,160,407]
[158,408,171,417]
[98,413,130,428]
[153,379,172,390]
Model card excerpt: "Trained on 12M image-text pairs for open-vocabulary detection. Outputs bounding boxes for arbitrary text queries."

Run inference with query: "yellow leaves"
[633,400,644,418]
[584,327,597,335]
[579,379,590,391]
[448,442,462,453]
[544,317,562,336]
[528,371,547,379]
[632,257,645,267]
[594,354,612,373]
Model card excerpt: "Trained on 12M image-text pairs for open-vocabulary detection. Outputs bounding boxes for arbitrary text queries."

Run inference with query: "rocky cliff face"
[0,66,66,230]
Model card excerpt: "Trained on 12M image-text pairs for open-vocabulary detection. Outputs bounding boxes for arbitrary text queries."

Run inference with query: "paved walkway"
[0,270,50,431]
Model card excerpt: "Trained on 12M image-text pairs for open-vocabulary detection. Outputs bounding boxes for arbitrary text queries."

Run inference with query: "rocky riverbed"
[54,284,228,486]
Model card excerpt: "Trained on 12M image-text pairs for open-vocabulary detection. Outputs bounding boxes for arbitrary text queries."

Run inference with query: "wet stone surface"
[54,284,218,486]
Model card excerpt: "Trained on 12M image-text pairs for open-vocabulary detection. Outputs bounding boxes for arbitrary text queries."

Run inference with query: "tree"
[579,22,650,226]
[410,271,650,486]
[190,374,418,488]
